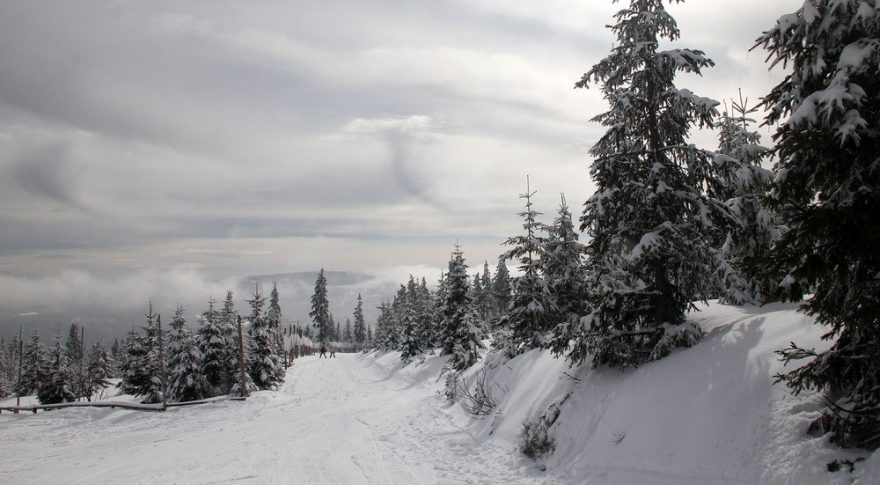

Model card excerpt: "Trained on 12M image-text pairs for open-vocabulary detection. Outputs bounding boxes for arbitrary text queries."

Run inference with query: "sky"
[0,0,802,323]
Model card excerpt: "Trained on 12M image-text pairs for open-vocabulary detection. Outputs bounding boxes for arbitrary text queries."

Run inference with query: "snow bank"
[440,301,876,484]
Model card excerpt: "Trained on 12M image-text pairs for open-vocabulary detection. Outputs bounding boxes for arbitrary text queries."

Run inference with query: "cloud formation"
[0,0,803,331]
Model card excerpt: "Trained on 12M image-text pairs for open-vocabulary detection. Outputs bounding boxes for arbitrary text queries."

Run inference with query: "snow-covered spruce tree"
[167,306,210,402]
[478,262,497,321]
[85,340,112,400]
[19,331,47,396]
[372,301,397,351]
[712,93,781,305]
[575,0,721,367]
[431,271,448,349]
[310,269,332,346]
[545,195,590,358]
[266,283,286,379]
[199,297,228,396]
[37,335,76,404]
[141,306,166,404]
[247,285,282,390]
[118,328,148,396]
[343,318,353,345]
[0,339,10,398]
[399,295,422,365]
[353,294,367,349]
[755,0,880,449]
[415,277,435,351]
[492,260,512,316]
[219,290,248,394]
[500,182,554,350]
[441,245,485,370]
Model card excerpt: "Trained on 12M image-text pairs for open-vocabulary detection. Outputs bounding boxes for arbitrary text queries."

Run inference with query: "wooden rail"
[0,396,247,414]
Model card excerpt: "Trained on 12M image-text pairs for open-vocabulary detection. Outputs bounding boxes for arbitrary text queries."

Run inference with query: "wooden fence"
[0,396,247,415]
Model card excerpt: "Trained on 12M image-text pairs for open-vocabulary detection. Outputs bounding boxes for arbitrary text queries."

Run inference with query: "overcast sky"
[0,0,801,315]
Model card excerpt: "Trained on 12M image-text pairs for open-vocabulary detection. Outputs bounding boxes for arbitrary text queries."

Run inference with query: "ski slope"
[0,352,545,484]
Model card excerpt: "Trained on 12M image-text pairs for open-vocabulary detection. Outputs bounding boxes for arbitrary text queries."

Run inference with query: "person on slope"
[329,345,336,358]
[319,344,327,358]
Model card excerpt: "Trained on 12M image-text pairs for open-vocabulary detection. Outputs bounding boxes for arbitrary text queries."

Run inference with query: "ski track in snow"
[0,354,544,485]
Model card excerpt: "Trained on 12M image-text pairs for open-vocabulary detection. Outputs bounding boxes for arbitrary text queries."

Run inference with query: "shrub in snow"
[756,0,880,450]
[574,0,723,367]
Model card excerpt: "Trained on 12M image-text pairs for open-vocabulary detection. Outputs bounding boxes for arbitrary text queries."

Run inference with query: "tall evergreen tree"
[65,323,83,370]
[712,93,781,304]
[575,0,720,367]
[441,245,484,370]
[167,306,210,402]
[755,0,880,449]
[141,305,166,404]
[38,335,76,404]
[372,302,397,351]
[501,181,554,350]
[310,269,332,345]
[247,284,283,390]
[398,296,422,364]
[267,283,285,360]
[353,294,367,349]
[19,331,46,396]
[545,195,590,359]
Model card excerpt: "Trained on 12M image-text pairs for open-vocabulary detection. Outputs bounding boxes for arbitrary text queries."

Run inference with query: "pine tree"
[712,92,781,305]
[266,283,286,380]
[399,296,422,365]
[219,290,247,394]
[478,262,497,320]
[141,306,166,404]
[310,269,332,345]
[118,328,148,396]
[755,0,880,449]
[492,261,512,315]
[415,277,435,351]
[65,323,83,369]
[372,302,397,351]
[343,319,353,344]
[575,0,720,367]
[167,306,210,402]
[0,338,10,398]
[199,297,228,396]
[19,331,46,396]
[353,294,367,349]
[545,195,590,359]
[441,245,484,370]
[501,180,554,350]
[37,335,76,404]
[247,284,282,390]
[85,340,112,400]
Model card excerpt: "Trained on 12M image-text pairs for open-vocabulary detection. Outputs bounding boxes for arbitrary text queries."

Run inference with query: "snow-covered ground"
[0,301,877,484]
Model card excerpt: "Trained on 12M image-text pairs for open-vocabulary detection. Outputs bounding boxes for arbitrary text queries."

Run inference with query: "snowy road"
[0,353,544,484]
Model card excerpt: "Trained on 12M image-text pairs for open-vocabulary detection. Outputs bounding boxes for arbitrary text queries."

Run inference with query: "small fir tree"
[492,261,512,315]
[441,245,484,370]
[37,335,76,404]
[247,284,283,390]
[199,297,228,396]
[19,331,47,396]
[167,306,210,402]
[85,340,112,400]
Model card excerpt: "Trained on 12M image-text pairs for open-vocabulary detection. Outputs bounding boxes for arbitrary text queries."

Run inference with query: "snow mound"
[449,301,876,484]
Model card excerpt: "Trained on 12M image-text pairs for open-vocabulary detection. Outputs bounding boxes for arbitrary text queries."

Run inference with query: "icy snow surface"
[1,301,877,484]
